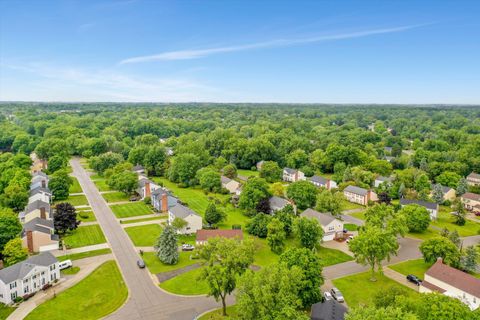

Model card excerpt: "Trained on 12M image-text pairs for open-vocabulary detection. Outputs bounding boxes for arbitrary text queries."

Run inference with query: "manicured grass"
[344,223,358,231]
[430,206,480,237]
[103,191,130,203]
[341,200,365,210]
[61,266,80,275]
[125,224,163,247]
[237,169,259,178]
[89,173,102,180]
[143,251,199,274]
[57,248,112,261]
[57,194,89,207]
[317,246,353,266]
[406,228,439,240]
[62,225,106,249]
[349,210,366,220]
[69,177,83,193]
[94,179,112,191]
[332,271,416,307]
[77,210,96,222]
[198,305,238,320]
[111,202,153,218]
[25,261,127,320]
[0,304,15,319]
[120,216,166,224]
[389,259,432,280]
[159,267,208,295]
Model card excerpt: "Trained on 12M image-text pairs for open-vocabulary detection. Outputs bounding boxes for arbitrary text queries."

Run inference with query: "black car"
[137,259,146,269]
[406,274,422,285]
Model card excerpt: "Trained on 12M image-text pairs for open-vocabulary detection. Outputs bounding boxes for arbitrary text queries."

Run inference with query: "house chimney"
[145,182,151,197]
[326,179,330,190]
[294,170,298,182]
[366,190,371,205]
[40,207,46,219]
[161,193,168,212]
[26,231,34,253]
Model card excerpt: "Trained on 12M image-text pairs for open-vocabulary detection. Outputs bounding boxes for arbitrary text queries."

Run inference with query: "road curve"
[70,158,222,320]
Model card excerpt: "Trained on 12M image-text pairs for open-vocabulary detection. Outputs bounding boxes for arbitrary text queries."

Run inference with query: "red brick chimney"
[145,182,151,197]
[294,170,298,182]
[161,193,168,212]
[326,179,330,190]
[40,207,46,219]
[366,190,371,205]
[26,231,34,253]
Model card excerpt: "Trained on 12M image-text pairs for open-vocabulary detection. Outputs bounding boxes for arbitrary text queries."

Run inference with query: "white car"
[58,260,73,270]
[181,244,195,251]
[323,291,333,301]
[346,235,354,243]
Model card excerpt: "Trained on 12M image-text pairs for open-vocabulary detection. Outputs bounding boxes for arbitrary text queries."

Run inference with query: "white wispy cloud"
[119,24,426,64]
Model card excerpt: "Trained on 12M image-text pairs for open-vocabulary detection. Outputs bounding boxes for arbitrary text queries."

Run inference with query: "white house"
[282,168,305,182]
[19,200,51,224]
[30,172,49,190]
[343,185,378,206]
[151,188,178,213]
[420,258,480,310]
[137,177,161,200]
[168,204,202,235]
[300,208,344,241]
[309,175,337,190]
[400,199,438,220]
[28,187,52,204]
[221,176,241,194]
[374,176,393,188]
[0,252,60,304]
[466,172,480,187]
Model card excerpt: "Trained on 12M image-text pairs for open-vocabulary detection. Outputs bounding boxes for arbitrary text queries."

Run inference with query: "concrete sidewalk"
[51,243,110,257]
[383,267,420,291]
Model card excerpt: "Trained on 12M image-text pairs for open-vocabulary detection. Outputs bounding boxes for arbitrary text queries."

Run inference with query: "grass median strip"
[69,177,83,193]
[58,248,112,261]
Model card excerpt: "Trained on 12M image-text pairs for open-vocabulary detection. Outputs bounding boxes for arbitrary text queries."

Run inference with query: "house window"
[9,282,17,289]
[328,226,334,231]
[11,292,17,300]
[24,287,29,294]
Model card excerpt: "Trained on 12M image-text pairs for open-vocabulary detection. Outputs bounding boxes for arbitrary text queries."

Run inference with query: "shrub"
[143,196,151,205]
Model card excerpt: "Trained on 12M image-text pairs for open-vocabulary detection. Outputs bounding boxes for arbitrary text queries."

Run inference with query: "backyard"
[110,202,153,218]
[62,225,107,248]
[125,223,163,247]
[25,261,127,320]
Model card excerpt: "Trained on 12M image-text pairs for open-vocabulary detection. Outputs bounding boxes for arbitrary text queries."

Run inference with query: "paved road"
[70,158,223,320]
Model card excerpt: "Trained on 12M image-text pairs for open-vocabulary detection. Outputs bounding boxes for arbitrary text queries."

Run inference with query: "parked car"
[474,211,480,216]
[330,287,344,302]
[130,195,140,202]
[137,259,145,268]
[323,291,333,301]
[406,274,422,286]
[58,260,73,270]
[346,235,354,243]
[182,244,195,251]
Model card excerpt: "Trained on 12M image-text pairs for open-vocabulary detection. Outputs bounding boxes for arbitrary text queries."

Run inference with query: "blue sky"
[1,0,479,103]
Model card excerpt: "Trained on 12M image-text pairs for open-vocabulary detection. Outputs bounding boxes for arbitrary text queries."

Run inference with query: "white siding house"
[168,204,203,235]
[300,208,344,241]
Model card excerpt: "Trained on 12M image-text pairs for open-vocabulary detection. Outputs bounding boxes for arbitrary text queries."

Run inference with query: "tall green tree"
[259,161,282,183]
[1,182,28,212]
[238,177,271,213]
[294,217,323,250]
[419,237,460,267]
[346,306,418,320]
[196,168,221,192]
[267,218,286,254]
[431,184,444,204]
[2,238,28,266]
[155,225,178,265]
[54,202,80,234]
[286,180,318,210]
[0,209,22,254]
[315,189,345,217]
[399,204,431,233]
[456,177,468,196]
[461,245,478,274]
[204,203,225,226]
[364,203,408,237]
[49,169,73,200]
[168,153,202,186]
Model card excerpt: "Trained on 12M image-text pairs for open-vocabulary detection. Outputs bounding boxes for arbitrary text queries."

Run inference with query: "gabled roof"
[22,217,54,232]
[300,208,339,227]
[310,175,328,184]
[375,176,392,182]
[0,252,57,284]
[169,204,200,219]
[344,185,368,196]
[25,200,50,214]
[269,196,289,209]
[467,172,480,180]
[283,167,297,174]
[32,171,48,179]
[400,199,438,210]
[132,165,144,171]
[196,229,243,241]
[29,187,52,197]
[138,177,155,188]
[151,187,169,196]
[425,258,480,298]
[310,300,347,320]
[462,192,480,201]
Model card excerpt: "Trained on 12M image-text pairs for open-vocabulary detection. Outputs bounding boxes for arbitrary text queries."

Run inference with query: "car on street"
[137,259,145,268]
[182,244,195,251]
[406,274,422,285]
[323,291,333,301]
[330,287,344,302]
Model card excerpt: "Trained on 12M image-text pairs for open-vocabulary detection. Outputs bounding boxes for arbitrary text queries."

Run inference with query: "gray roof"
[376,176,392,182]
[467,172,480,179]
[311,300,347,320]
[138,178,155,188]
[151,187,169,196]
[400,199,438,210]
[221,176,232,184]
[25,200,50,214]
[384,147,393,152]
[169,204,200,219]
[0,252,57,284]
[32,171,48,178]
[132,165,145,171]
[23,217,54,232]
[301,208,338,226]
[269,196,289,210]
[283,167,297,174]
[29,187,52,197]
[344,185,368,196]
[310,175,328,184]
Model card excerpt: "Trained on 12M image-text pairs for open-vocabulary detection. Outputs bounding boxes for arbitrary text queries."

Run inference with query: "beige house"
[168,204,203,235]
[420,258,480,310]
[283,168,305,182]
[461,192,480,212]
[309,175,337,190]
[467,172,480,187]
[430,185,456,202]
[19,200,51,224]
[30,172,49,190]
[28,187,52,204]
[343,185,377,206]
[21,218,59,253]
[300,208,344,241]
[221,176,241,194]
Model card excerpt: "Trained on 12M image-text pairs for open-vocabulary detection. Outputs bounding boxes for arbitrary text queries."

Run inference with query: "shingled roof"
[0,252,57,284]
[344,185,368,196]
[400,199,438,210]
[300,208,338,227]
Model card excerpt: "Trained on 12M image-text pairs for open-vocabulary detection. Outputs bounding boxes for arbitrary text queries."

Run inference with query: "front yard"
[199,306,238,320]
[62,225,107,249]
[332,271,417,307]
[76,209,96,222]
[125,224,163,247]
[143,251,198,274]
[103,191,130,203]
[111,202,153,218]
[69,177,83,193]
[55,194,89,207]
[25,261,127,320]
[389,258,480,279]
[159,267,208,295]
[58,248,112,261]
[0,304,15,319]
[94,179,112,192]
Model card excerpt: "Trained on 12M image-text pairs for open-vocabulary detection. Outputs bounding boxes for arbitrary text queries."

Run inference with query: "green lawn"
[111,202,153,218]
[0,304,15,319]
[94,179,112,192]
[341,199,365,210]
[159,267,208,295]
[198,306,238,320]
[344,223,358,231]
[332,271,416,307]
[124,224,163,247]
[58,248,112,261]
[143,251,199,274]
[430,206,480,237]
[25,261,127,320]
[103,192,130,203]
[62,225,106,249]
[349,210,366,220]
[69,177,83,193]
[77,210,96,222]
[317,246,353,266]
[389,259,433,280]
[120,216,166,224]
[89,173,102,180]
[57,194,89,207]
[237,169,259,178]
[61,266,80,275]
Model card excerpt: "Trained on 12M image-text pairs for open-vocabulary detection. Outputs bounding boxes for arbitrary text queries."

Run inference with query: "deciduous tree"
[54,202,80,234]
[399,204,431,233]
[294,217,323,249]
[419,237,460,267]
[0,209,23,254]
[286,180,318,210]
[315,189,345,217]
[267,218,286,254]
[259,161,282,183]
[2,238,28,266]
